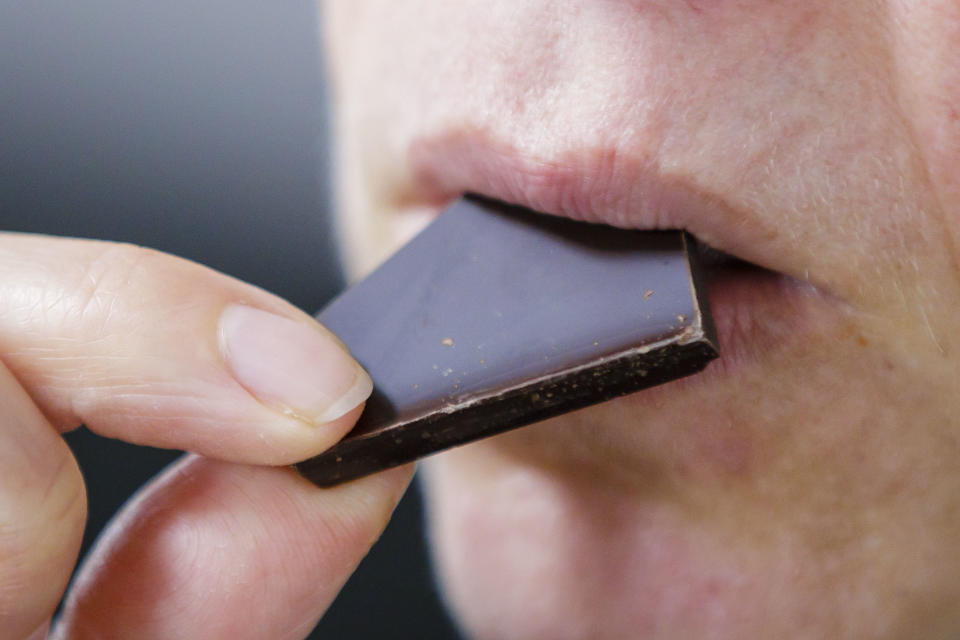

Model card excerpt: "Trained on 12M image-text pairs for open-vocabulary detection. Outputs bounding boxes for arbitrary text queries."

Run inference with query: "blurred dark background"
[0,1,460,637]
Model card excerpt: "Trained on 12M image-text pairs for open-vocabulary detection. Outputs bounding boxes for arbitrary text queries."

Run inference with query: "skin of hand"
[0,234,413,639]
[322,1,960,638]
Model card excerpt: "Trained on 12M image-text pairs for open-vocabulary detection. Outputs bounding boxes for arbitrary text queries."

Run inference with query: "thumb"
[0,233,371,464]
[55,456,413,639]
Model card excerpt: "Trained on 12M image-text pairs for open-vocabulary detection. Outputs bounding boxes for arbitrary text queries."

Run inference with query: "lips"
[405,132,843,379]
[407,132,811,285]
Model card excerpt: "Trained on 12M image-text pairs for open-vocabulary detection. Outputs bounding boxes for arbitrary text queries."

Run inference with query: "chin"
[421,451,791,640]
[418,380,960,640]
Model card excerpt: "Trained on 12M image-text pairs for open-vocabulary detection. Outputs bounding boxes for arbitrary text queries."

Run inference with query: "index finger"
[0,233,370,465]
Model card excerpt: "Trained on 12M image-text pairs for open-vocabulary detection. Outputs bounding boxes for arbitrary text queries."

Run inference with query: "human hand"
[0,233,412,639]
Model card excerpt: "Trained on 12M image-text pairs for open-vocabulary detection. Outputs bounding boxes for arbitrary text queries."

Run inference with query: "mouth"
[693,245,827,375]
[405,132,816,284]
[404,134,842,377]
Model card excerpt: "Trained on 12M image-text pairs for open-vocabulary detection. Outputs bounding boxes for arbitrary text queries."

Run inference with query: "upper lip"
[407,131,817,293]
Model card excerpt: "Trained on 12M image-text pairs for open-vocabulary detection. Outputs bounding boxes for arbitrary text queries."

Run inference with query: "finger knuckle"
[69,243,159,334]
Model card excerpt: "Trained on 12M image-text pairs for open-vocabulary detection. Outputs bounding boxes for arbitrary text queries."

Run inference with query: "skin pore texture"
[322,1,960,639]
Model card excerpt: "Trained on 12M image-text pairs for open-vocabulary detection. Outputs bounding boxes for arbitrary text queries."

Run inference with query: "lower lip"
[700,260,835,377]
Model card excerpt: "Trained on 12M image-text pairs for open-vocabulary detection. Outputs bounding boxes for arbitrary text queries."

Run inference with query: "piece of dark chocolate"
[296,195,718,486]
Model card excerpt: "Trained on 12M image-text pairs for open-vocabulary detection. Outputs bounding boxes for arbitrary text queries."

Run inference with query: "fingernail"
[218,305,372,424]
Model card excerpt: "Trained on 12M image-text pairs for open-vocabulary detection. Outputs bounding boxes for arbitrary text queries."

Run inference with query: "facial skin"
[322,1,960,638]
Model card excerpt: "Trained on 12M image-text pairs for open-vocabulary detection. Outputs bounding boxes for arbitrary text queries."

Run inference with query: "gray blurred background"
[0,0,460,636]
